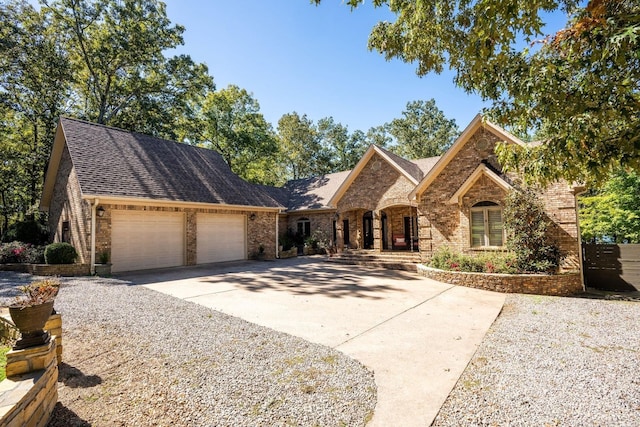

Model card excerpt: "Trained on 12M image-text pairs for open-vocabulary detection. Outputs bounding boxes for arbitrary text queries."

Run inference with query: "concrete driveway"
[119,257,505,426]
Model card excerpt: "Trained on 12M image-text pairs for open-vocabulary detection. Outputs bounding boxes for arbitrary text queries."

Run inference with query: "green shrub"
[0,241,45,264]
[503,189,562,273]
[44,242,78,264]
[429,246,518,274]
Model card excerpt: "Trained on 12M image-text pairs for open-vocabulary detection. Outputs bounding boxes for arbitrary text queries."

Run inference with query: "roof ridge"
[60,116,218,158]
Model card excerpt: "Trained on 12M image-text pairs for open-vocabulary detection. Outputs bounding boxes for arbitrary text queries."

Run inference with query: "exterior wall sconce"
[249,213,256,221]
[97,206,105,217]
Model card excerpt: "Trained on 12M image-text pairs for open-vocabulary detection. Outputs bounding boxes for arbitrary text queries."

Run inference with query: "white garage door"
[111,210,185,273]
[197,214,246,264]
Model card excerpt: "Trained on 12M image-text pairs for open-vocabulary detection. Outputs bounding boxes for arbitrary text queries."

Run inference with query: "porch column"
[336,212,344,252]
[373,209,382,252]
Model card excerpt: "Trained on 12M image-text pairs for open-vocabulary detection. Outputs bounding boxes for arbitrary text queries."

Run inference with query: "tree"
[0,1,72,227]
[42,0,213,140]
[277,112,331,180]
[314,0,640,185]
[580,169,640,243]
[317,117,368,171]
[198,85,280,184]
[388,99,459,159]
[365,125,391,148]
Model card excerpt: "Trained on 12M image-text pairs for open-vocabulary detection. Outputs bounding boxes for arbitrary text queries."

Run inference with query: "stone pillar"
[373,210,381,252]
[44,314,63,365]
[336,213,344,252]
[185,211,197,265]
[2,338,59,427]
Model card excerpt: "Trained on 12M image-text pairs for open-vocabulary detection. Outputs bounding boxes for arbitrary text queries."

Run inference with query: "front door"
[381,211,388,250]
[363,211,374,249]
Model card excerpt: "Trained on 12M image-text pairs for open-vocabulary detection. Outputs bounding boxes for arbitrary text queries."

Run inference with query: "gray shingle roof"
[376,145,426,181]
[60,117,283,208]
[283,170,351,211]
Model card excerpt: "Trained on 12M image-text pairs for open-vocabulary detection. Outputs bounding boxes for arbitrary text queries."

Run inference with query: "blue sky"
[163,1,568,133]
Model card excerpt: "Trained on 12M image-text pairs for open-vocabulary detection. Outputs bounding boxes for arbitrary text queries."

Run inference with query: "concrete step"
[326,252,421,272]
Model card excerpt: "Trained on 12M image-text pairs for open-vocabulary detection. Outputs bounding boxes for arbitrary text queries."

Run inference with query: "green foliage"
[0,242,45,264]
[316,0,640,185]
[43,0,213,137]
[277,112,332,180]
[388,99,459,159]
[318,117,368,171]
[503,189,561,273]
[198,85,281,184]
[279,229,296,251]
[580,169,640,243]
[429,246,518,274]
[1,216,49,245]
[0,345,10,381]
[44,242,78,264]
[304,229,330,251]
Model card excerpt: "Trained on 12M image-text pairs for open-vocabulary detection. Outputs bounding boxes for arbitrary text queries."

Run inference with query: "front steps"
[326,250,422,272]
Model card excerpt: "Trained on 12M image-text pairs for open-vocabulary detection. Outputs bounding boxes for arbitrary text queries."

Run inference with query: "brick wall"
[417,128,581,271]
[95,204,278,264]
[48,145,92,264]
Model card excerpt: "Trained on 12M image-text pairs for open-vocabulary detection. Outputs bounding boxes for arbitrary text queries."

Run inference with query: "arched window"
[470,201,503,247]
[297,218,311,237]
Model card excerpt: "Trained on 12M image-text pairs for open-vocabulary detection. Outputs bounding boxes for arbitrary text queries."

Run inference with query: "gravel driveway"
[1,272,376,426]
[2,271,639,426]
[433,293,640,426]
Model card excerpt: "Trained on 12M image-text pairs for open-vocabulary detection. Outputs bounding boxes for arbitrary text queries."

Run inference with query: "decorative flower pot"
[9,300,54,350]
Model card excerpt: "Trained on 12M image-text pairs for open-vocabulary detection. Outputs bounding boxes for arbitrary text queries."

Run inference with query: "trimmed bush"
[429,246,519,274]
[44,242,78,264]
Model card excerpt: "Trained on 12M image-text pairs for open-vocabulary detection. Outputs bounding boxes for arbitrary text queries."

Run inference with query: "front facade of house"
[41,115,583,274]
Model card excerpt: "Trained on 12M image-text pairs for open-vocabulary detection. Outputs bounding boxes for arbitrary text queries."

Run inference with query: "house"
[40,115,583,274]
[40,117,283,273]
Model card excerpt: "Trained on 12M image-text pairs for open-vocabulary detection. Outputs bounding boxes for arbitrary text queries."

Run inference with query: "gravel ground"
[433,293,640,427]
[0,272,376,427]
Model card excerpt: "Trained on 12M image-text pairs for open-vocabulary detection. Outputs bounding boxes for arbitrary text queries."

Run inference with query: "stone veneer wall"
[417,265,583,296]
[0,338,59,427]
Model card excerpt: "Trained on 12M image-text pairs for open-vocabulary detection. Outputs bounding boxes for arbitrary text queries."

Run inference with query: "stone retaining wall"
[0,263,90,276]
[417,265,583,296]
[0,338,59,427]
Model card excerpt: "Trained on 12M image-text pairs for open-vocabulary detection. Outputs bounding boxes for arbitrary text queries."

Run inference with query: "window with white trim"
[470,201,503,247]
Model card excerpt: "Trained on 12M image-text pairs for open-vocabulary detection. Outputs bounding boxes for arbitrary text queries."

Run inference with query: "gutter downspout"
[90,198,99,275]
[574,189,587,291]
[275,210,280,258]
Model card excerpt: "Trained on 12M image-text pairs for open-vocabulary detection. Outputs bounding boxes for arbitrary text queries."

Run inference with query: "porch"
[333,205,419,252]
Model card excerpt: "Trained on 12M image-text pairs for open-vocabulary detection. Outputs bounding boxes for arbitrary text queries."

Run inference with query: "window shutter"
[488,209,503,246]
[471,210,485,247]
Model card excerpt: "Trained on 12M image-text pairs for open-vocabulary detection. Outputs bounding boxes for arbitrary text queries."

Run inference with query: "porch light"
[97,206,105,217]
[249,213,256,221]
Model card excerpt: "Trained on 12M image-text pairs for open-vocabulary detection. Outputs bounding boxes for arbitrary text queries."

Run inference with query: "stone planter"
[94,263,112,276]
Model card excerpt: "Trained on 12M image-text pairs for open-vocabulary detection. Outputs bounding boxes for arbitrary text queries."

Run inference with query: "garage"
[111,210,185,273]
[197,213,246,264]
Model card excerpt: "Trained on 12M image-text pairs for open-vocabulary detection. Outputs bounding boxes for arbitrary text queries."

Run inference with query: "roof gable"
[409,114,526,200]
[447,163,513,205]
[41,118,283,209]
[328,145,422,207]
